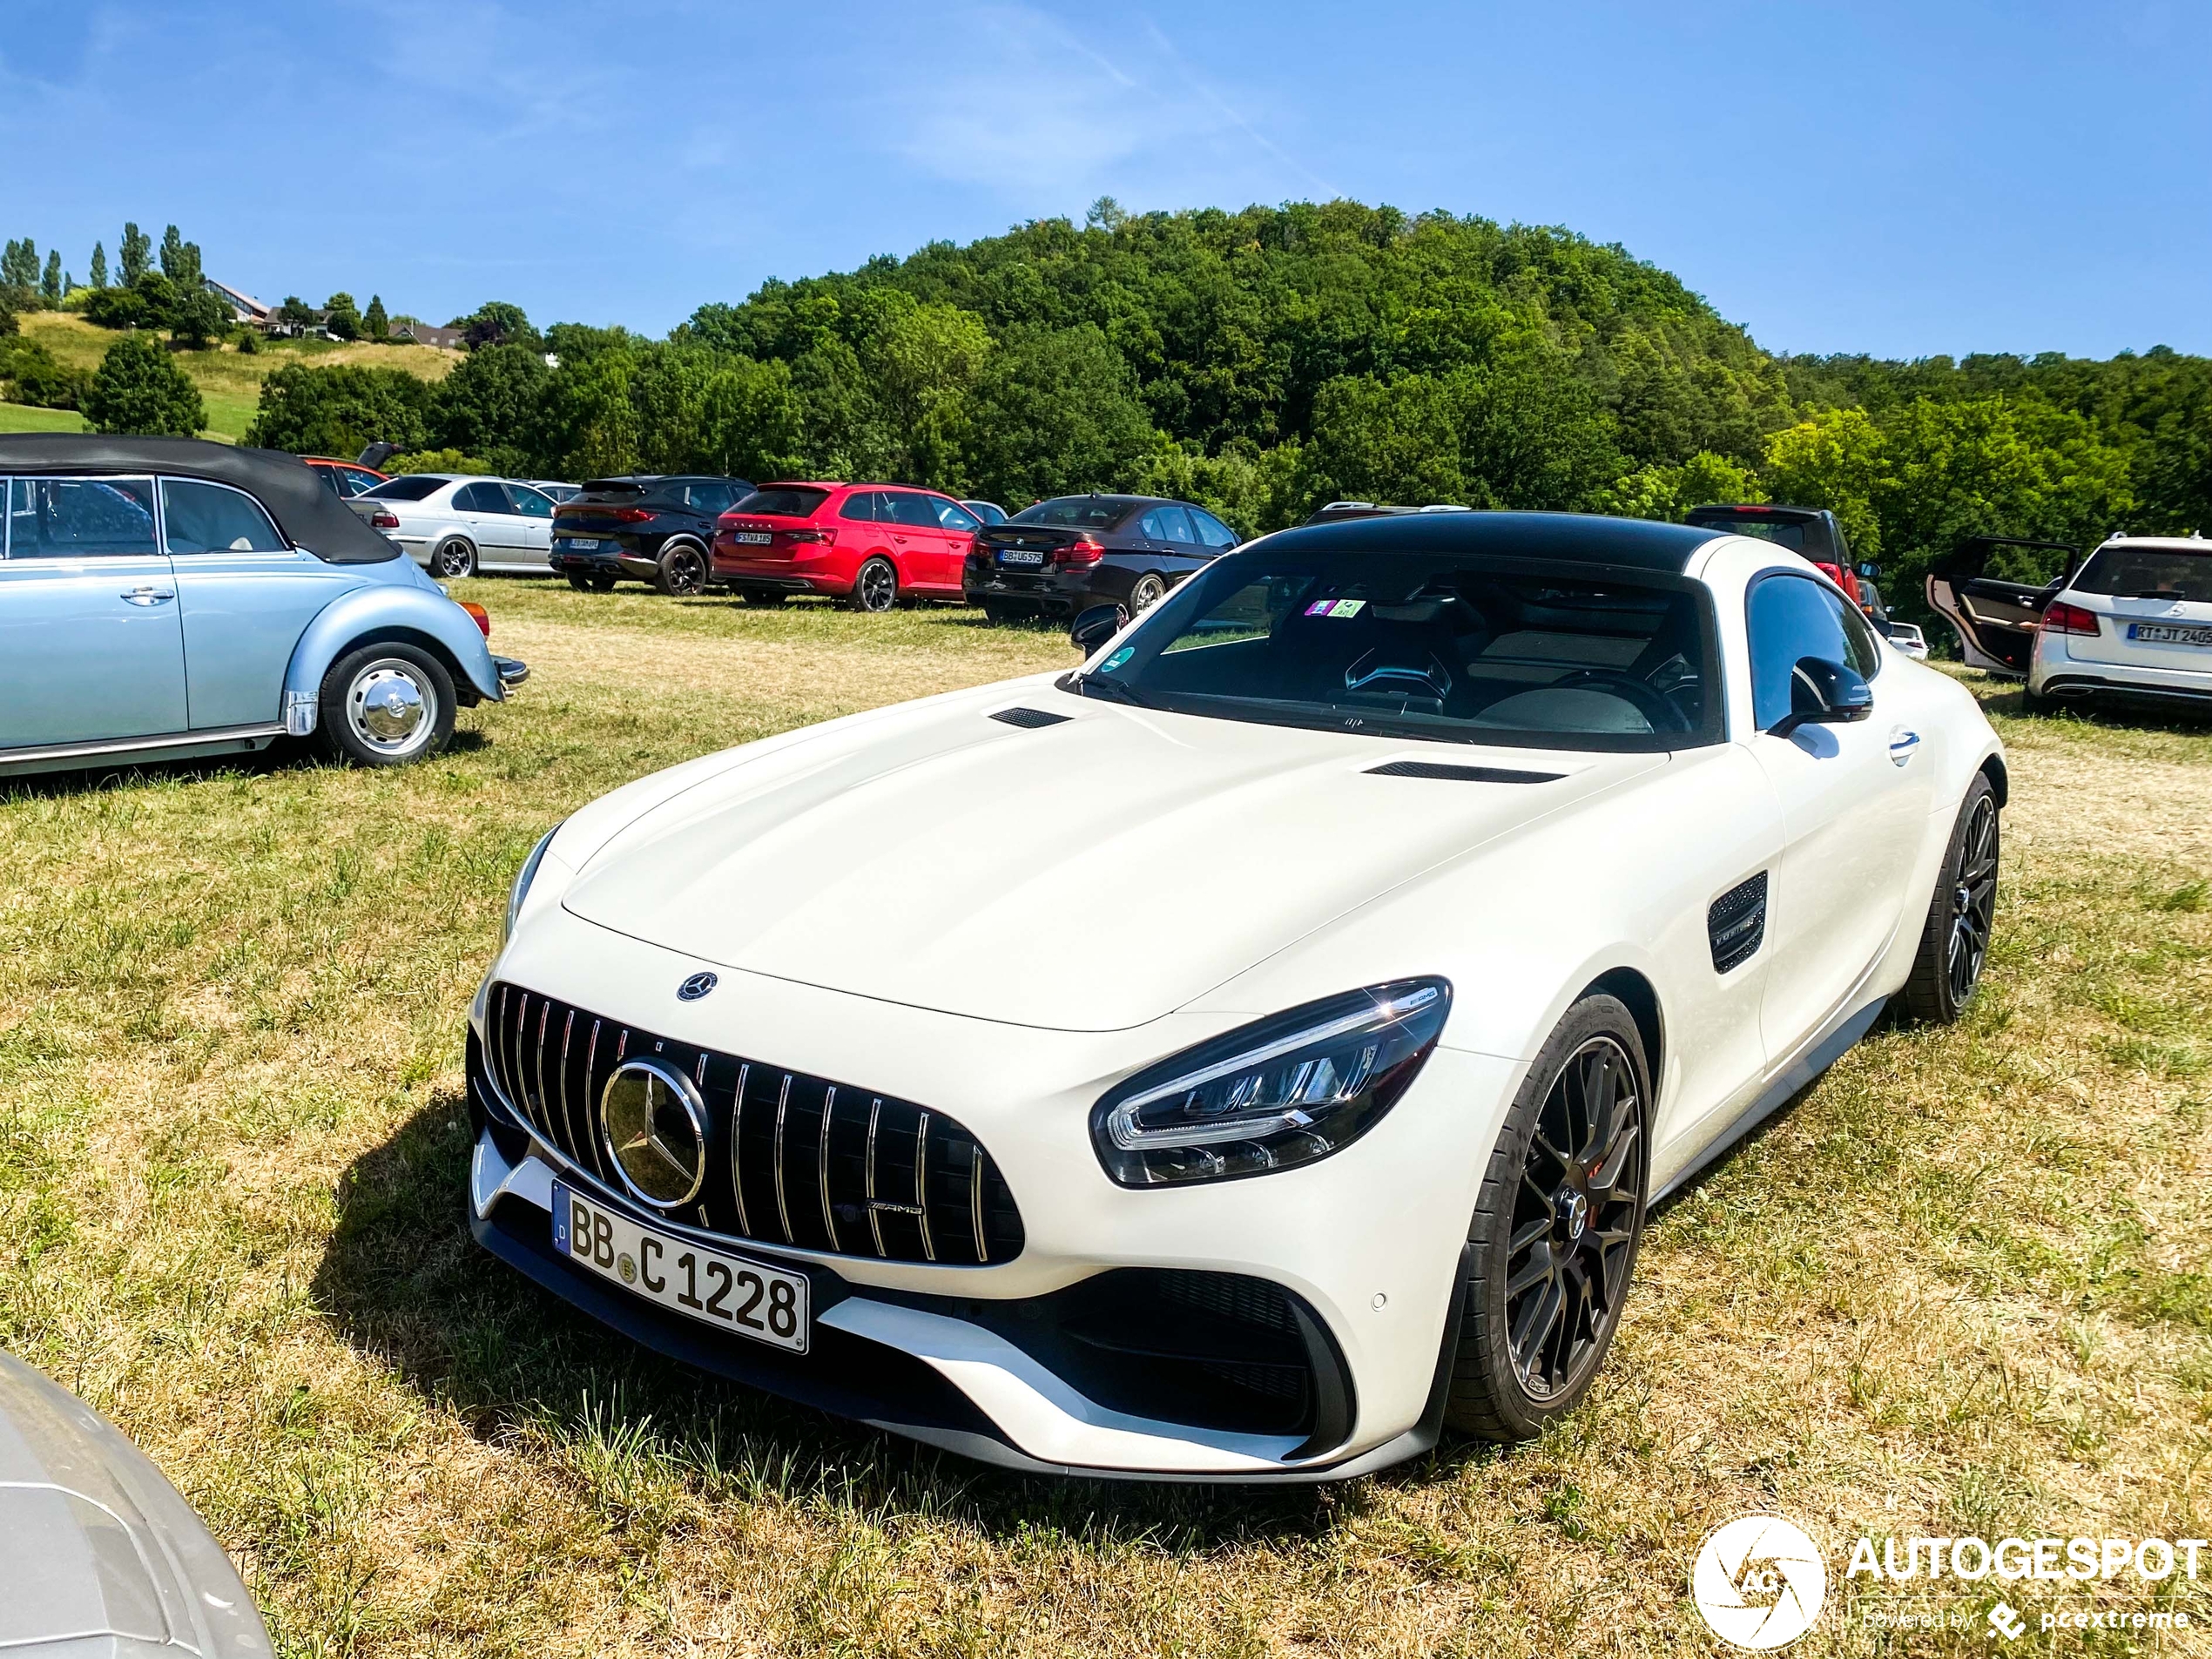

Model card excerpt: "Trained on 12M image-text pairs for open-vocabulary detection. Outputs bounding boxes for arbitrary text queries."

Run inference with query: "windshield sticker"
[1103,646,1135,670]
[1305,598,1366,618]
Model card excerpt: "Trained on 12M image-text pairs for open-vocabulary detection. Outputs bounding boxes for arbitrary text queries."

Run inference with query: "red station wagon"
[711,482,984,610]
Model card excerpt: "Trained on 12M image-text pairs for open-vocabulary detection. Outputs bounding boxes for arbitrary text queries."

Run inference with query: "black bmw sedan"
[550,475,752,596]
[963,494,1241,621]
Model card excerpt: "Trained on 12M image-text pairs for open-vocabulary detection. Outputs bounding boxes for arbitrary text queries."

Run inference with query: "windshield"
[1012,496,1136,530]
[2072,544,2212,604]
[1686,513,1827,557]
[1087,549,1722,752]
[362,475,448,502]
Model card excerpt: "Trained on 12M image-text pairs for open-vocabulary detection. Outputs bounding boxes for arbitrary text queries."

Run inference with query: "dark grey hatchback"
[963,494,1241,622]
[550,475,753,596]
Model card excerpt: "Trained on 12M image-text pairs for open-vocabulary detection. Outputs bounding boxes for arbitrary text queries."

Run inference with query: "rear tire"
[850,557,899,613]
[432,540,476,579]
[1446,994,1649,1443]
[1897,774,2000,1024]
[590,573,617,592]
[315,643,456,768]
[656,541,709,597]
[566,572,592,592]
[1129,572,1167,613]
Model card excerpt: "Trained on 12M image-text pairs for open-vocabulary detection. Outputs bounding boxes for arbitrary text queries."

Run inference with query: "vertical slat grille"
[475,982,1023,1266]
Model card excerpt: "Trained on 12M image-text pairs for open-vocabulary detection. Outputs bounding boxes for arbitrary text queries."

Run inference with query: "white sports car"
[469,511,2005,1480]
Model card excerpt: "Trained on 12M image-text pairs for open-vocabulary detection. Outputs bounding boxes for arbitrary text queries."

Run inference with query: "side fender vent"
[1708,873,1769,974]
[989,706,1071,729]
[1366,759,1563,784]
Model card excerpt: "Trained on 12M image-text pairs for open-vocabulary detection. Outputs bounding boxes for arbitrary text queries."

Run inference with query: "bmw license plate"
[556,536,603,551]
[998,548,1045,567]
[2128,622,2212,647]
[552,1181,809,1352]
[732,530,773,546]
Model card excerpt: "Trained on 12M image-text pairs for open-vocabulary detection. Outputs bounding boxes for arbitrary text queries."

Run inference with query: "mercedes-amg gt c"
[467,510,2004,1480]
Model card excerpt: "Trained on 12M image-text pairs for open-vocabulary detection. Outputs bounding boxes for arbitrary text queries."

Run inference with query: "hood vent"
[990,706,1071,730]
[1366,759,1563,785]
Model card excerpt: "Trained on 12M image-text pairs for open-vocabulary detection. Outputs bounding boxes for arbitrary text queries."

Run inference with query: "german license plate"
[552,1181,808,1352]
[732,531,773,546]
[556,536,603,551]
[998,549,1044,567]
[2128,622,2212,647]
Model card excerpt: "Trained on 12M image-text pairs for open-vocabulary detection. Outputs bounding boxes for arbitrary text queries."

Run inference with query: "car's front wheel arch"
[323,625,478,708]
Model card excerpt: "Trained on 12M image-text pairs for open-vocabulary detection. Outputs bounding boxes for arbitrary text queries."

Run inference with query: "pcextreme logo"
[1693,1515,1827,1650]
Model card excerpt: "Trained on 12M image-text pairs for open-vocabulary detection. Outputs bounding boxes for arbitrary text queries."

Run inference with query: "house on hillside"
[388,318,462,349]
[204,278,271,327]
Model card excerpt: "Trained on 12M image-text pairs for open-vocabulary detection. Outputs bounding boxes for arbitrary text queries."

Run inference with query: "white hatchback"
[353,474,559,578]
[2027,536,2212,713]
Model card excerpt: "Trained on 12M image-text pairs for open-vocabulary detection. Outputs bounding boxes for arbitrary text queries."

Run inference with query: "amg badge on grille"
[678,971,718,1001]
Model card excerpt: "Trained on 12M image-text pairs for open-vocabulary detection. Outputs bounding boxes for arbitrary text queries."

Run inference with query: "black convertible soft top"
[0,434,402,564]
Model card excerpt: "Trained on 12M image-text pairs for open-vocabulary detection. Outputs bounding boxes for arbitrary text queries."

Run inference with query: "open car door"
[1925,536,2080,676]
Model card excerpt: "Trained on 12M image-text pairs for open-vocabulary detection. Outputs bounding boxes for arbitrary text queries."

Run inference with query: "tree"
[0,336,88,409]
[450,300,537,352]
[118,222,151,286]
[1762,408,1889,555]
[529,349,640,478]
[963,324,1154,504]
[39,251,60,306]
[324,292,361,341]
[242,362,432,455]
[362,293,388,341]
[428,342,550,469]
[89,241,107,289]
[83,333,205,435]
[170,286,231,350]
[158,225,186,280]
[0,238,36,292]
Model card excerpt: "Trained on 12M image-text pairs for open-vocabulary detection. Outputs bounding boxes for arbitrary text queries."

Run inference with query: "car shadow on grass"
[0,732,492,801]
[312,1093,1391,1548]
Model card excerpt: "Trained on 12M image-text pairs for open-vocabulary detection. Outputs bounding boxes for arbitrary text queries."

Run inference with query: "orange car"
[304,456,389,499]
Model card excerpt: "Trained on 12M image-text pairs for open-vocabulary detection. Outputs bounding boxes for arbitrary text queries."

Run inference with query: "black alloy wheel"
[657,542,709,597]
[1447,995,1649,1441]
[852,557,899,613]
[433,540,476,579]
[1898,773,2000,1023]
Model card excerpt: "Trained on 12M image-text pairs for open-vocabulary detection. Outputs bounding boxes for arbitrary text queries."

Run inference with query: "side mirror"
[1069,603,1123,656]
[1857,561,1879,579]
[1771,656,1873,737]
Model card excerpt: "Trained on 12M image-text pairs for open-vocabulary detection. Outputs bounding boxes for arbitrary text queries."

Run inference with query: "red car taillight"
[1057,538,1105,568]
[610,507,654,523]
[786,528,836,544]
[368,508,401,530]
[458,601,491,638]
[2044,601,2100,636]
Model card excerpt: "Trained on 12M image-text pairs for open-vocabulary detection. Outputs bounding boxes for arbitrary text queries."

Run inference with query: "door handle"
[121,587,175,606]
[1888,726,1921,765]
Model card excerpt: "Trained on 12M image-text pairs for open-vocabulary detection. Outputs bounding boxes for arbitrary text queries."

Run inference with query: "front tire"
[1898,774,2000,1023]
[1447,994,1649,1442]
[315,643,456,767]
[656,541,709,597]
[432,540,476,579]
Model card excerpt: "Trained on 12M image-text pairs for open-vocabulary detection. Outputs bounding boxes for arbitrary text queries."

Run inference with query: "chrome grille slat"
[477,983,1021,1267]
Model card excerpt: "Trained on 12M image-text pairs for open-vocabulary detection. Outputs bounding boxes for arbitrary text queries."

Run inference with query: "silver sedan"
[352,475,559,577]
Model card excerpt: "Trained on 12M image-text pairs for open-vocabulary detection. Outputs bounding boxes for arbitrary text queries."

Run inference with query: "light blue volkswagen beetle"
[0,435,526,776]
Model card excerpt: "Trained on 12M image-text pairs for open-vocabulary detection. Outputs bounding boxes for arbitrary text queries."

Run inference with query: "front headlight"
[1091,978,1451,1187]
[503,823,562,942]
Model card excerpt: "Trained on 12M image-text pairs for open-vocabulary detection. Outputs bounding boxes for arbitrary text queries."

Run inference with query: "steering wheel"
[1550,670,1692,733]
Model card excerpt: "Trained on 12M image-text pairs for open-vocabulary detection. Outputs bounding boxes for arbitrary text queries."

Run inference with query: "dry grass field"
[2,584,2208,1656]
[8,313,458,442]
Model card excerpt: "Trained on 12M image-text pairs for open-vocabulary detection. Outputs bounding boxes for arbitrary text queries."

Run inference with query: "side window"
[7,476,158,558]
[1838,598,1883,678]
[840,490,881,523]
[455,482,506,513]
[160,479,288,555]
[1140,504,1195,543]
[505,484,555,518]
[934,498,981,533]
[885,491,941,529]
[685,482,729,514]
[1191,509,1240,550]
[1747,573,1858,731]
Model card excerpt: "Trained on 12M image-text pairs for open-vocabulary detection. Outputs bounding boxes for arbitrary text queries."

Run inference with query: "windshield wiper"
[1075,671,1147,707]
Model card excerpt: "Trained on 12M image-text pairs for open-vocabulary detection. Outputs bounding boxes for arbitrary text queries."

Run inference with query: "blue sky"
[3,0,2205,359]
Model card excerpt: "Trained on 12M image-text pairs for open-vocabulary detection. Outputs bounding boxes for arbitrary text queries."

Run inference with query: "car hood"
[561,684,1665,1031]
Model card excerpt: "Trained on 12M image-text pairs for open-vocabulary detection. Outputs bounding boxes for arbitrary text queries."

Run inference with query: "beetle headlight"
[503,824,562,942]
[1091,978,1450,1187]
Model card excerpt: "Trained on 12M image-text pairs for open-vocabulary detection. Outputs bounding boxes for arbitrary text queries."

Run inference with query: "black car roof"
[0,434,402,564]
[1262,509,1723,573]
